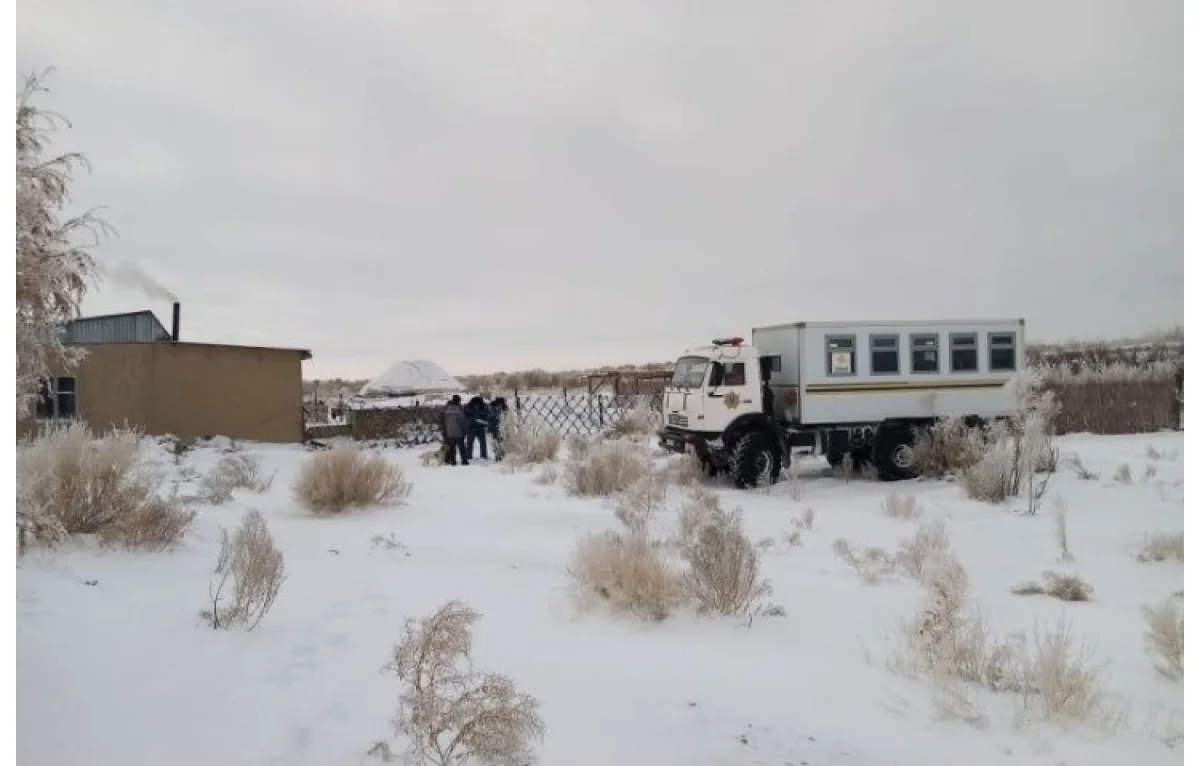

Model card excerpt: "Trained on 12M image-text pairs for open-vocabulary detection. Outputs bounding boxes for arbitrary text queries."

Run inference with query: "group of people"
[440,394,508,466]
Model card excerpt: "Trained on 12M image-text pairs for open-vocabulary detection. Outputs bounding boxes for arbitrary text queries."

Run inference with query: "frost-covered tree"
[15,69,108,416]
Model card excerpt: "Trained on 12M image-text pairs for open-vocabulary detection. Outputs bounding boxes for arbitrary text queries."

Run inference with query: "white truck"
[658,319,1025,487]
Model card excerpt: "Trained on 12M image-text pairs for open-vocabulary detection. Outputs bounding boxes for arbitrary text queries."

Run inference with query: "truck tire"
[874,423,918,482]
[732,430,782,489]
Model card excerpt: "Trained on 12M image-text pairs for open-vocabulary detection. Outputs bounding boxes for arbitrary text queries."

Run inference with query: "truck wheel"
[732,431,781,489]
[875,424,918,482]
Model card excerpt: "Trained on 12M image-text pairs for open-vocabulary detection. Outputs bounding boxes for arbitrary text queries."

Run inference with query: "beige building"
[19,306,311,443]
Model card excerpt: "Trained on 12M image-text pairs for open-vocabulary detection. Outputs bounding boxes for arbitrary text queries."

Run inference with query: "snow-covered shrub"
[663,453,707,487]
[896,519,951,581]
[681,507,771,616]
[1113,463,1133,484]
[385,601,544,765]
[608,400,660,437]
[568,530,686,621]
[675,487,724,549]
[1020,619,1122,729]
[532,464,559,486]
[499,414,561,466]
[1142,597,1184,681]
[892,556,1026,694]
[199,453,274,505]
[17,422,194,551]
[206,510,284,631]
[1039,571,1094,602]
[962,426,1018,503]
[832,453,878,482]
[832,539,896,585]
[912,418,984,478]
[1060,452,1099,480]
[1137,533,1184,563]
[292,448,410,514]
[881,492,922,520]
[563,439,650,497]
[614,473,667,534]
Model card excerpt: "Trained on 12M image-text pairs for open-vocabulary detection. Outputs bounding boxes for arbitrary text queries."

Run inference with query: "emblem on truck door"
[723,392,740,409]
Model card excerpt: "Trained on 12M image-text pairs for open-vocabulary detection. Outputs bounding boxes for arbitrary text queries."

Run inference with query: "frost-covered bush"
[199,453,274,504]
[563,439,651,497]
[384,601,545,765]
[17,422,194,551]
[206,510,284,631]
[292,448,410,514]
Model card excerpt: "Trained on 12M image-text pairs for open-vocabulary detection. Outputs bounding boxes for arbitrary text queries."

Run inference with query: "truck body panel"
[751,319,1025,426]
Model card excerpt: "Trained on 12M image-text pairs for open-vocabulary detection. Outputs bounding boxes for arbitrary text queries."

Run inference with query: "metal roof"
[62,310,170,344]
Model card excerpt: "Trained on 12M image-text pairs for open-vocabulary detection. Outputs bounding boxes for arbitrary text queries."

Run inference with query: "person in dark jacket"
[487,397,508,460]
[442,395,470,466]
[463,395,490,460]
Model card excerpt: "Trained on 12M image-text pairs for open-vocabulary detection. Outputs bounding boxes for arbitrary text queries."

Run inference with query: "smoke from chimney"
[101,261,177,303]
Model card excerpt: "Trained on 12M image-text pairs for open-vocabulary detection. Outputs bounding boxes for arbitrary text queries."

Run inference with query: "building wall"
[19,343,307,443]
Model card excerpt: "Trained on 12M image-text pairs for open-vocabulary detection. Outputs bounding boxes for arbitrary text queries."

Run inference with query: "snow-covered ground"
[17,432,1184,766]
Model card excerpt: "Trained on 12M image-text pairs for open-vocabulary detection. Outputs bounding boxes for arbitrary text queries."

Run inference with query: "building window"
[950,333,978,373]
[911,334,940,374]
[36,376,77,420]
[826,335,856,376]
[869,335,900,375]
[989,333,1017,372]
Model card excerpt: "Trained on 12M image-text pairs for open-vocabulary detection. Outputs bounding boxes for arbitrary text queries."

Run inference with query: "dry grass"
[568,530,686,621]
[385,601,544,765]
[781,510,813,549]
[1142,464,1158,483]
[198,453,274,505]
[891,557,1027,694]
[1142,598,1184,681]
[912,418,985,478]
[499,415,562,466]
[532,464,560,486]
[1113,463,1133,484]
[1136,533,1184,563]
[893,555,1120,730]
[614,473,668,535]
[880,492,922,520]
[832,454,878,482]
[608,402,660,437]
[16,422,194,551]
[1019,619,1123,730]
[1060,452,1099,480]
[832,539,896,585]
[1011,571,1094,601]
[675,487,724,549]
[681,507,771,616]
[563,439,651,497]
[663,453,708,487]
[292,448,411,515]
[1054,498,1072,563]
[499,413,564,468]
[206,510,285,631]
[896,519,951,582]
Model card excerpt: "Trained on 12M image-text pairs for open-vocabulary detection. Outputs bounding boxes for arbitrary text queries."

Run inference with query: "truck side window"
[911,333,940,374]
[950,333,978,372]
[708,362,724,387]
[826,335,856,376]
[989,333,1017,372]
[869,335,899,375]
[723,362,746,386]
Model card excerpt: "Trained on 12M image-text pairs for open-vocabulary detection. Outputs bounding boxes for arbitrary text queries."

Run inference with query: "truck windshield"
[670,356,710,389]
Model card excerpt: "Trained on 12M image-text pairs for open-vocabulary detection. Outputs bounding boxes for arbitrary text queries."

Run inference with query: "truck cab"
[660,338,786,487]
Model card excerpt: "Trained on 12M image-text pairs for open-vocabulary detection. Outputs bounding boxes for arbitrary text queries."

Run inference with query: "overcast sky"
[18,0,1182,379]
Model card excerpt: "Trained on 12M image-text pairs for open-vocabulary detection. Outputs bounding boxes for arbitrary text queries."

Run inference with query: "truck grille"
[667,413,688,428]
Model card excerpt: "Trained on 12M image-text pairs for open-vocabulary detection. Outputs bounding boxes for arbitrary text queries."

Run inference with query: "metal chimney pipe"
[171,302,180,342]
